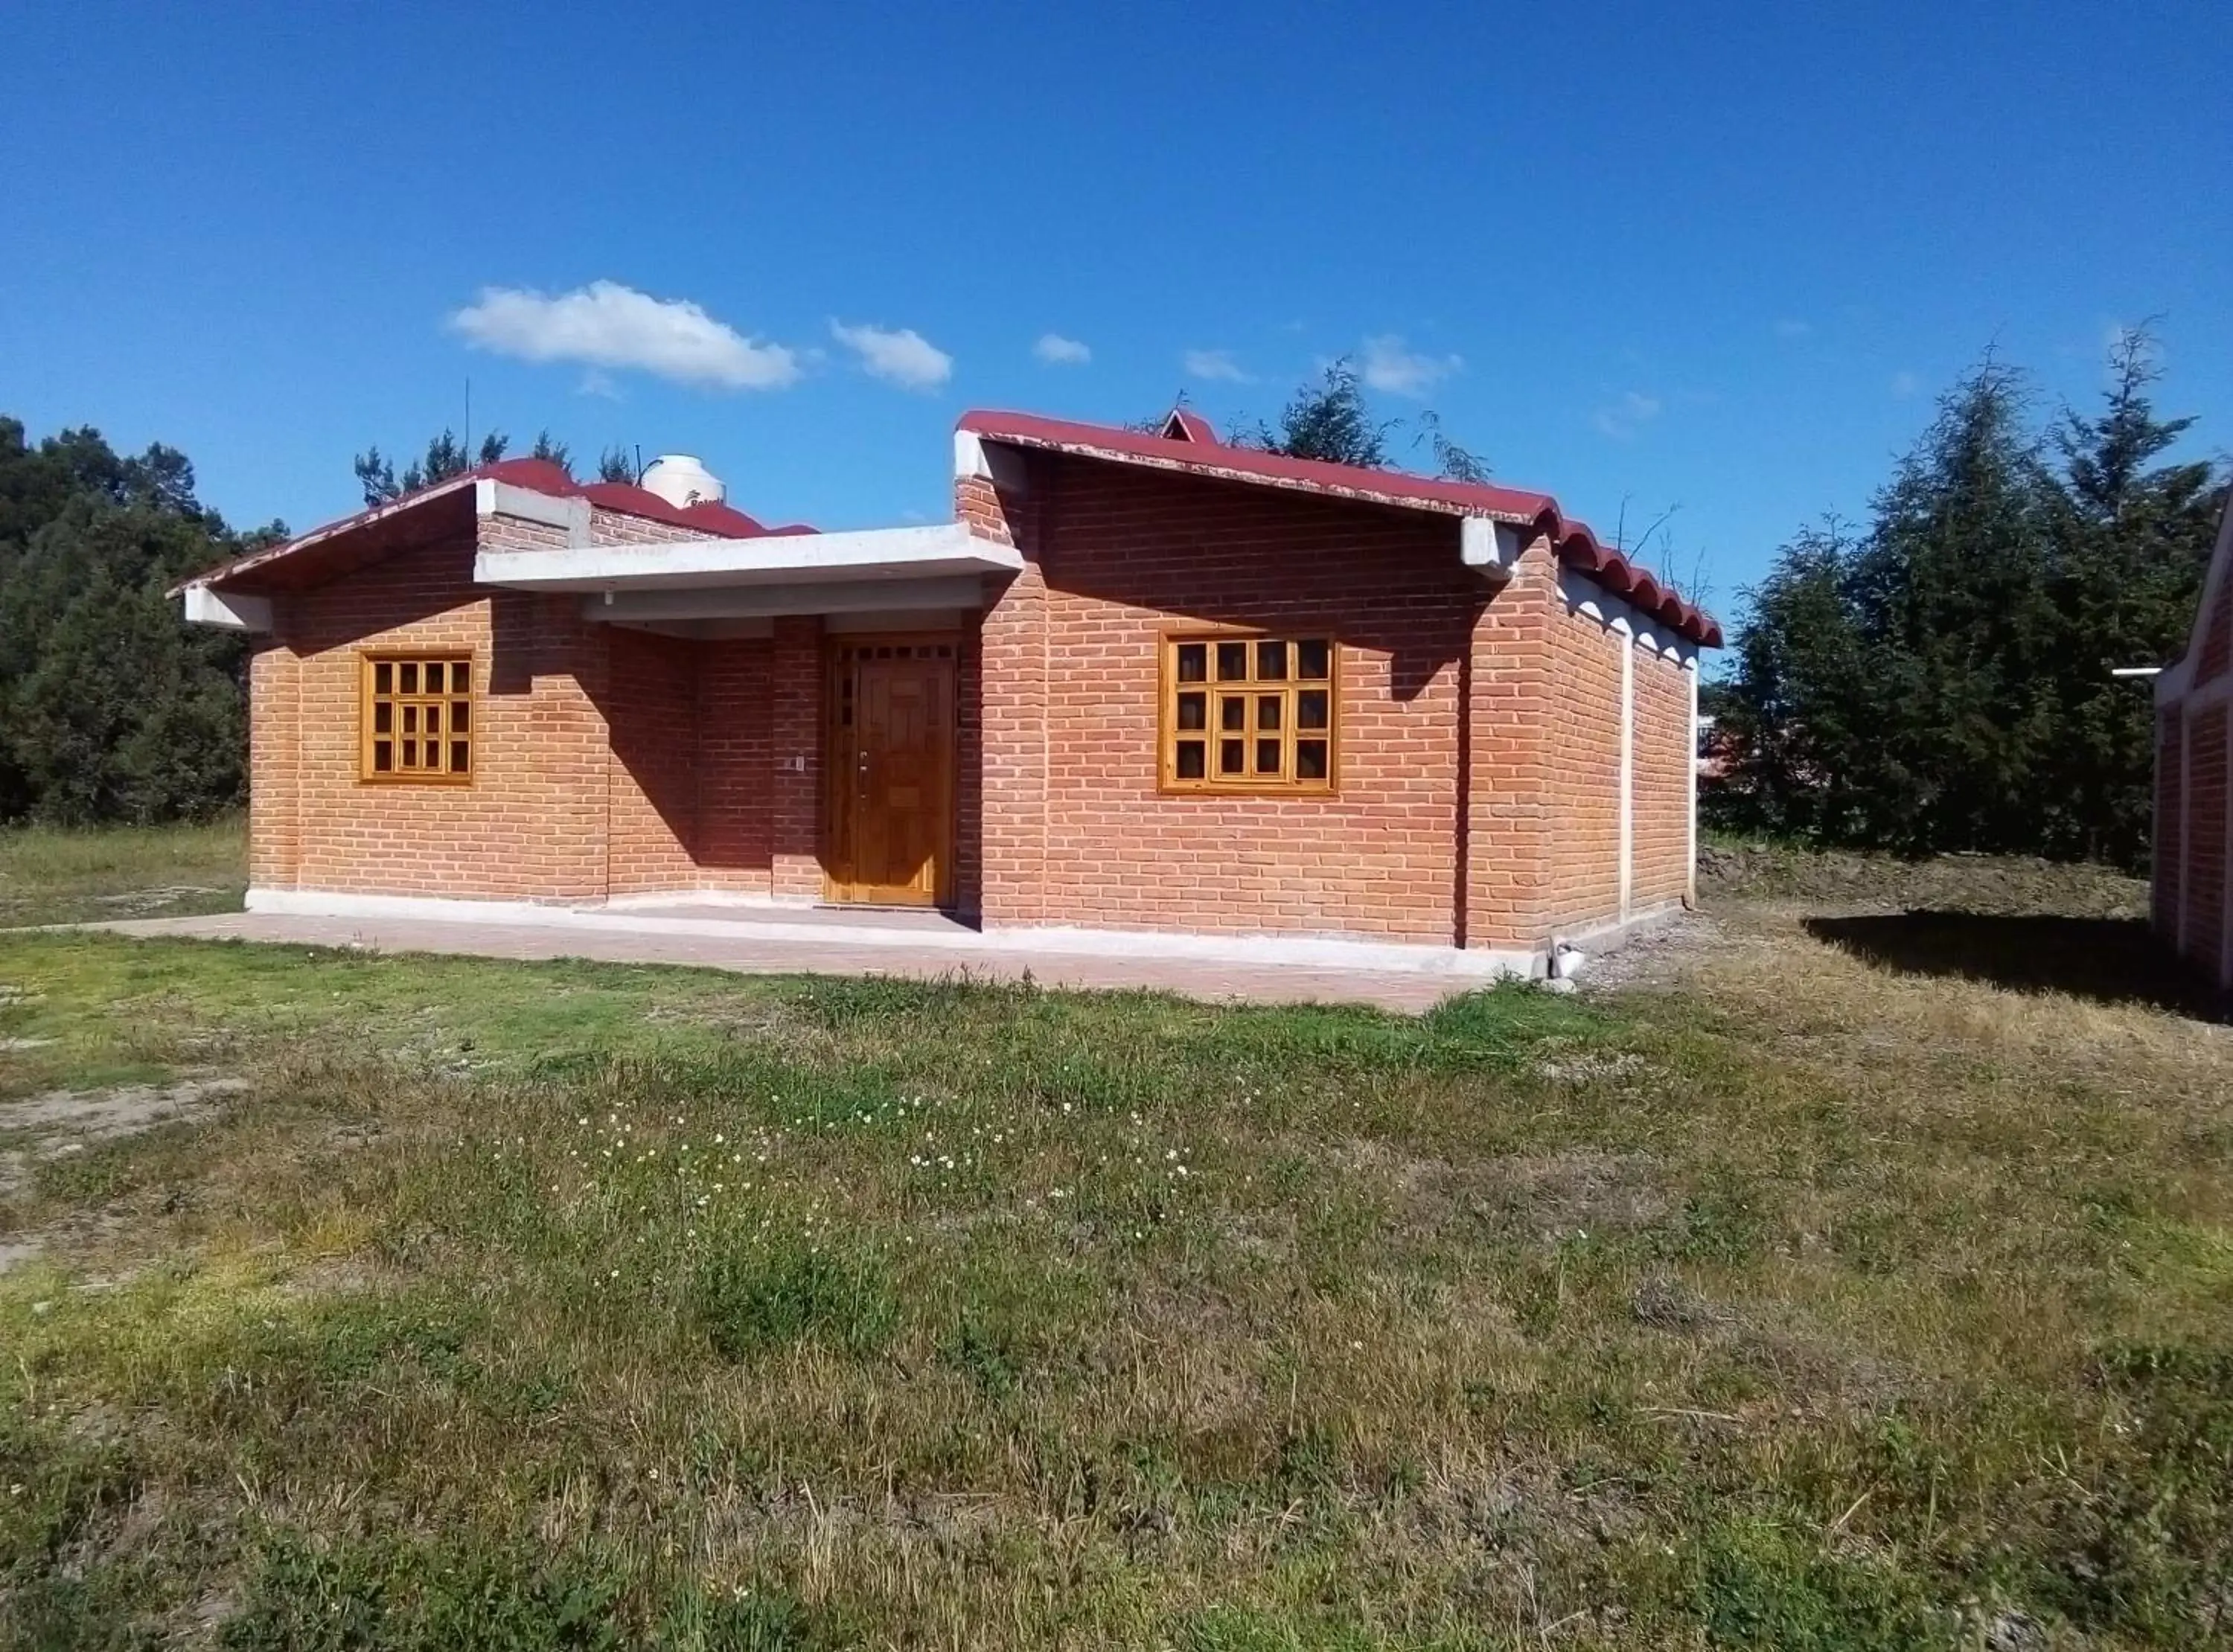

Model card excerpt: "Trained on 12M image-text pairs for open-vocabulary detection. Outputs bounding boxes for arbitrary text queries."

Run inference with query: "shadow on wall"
[1804,912,2226,1022]
[1029,456,1488,704]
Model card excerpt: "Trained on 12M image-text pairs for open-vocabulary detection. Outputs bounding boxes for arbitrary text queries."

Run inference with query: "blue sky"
[4,0,2228,626]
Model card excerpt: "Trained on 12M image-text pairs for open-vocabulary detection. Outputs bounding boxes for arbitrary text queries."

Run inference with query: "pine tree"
[1844,356,2058,852]
[0,426,252,825]
[1708,336,2226,869]
[2039,327,2222,862]
[1249,360,1392,467]
[528,431,573,477]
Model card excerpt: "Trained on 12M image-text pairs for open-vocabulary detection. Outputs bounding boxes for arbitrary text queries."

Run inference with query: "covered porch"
[475,525,1020,914]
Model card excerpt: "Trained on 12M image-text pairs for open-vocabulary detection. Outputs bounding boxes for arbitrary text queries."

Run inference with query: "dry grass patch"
[0,841,2229,1647]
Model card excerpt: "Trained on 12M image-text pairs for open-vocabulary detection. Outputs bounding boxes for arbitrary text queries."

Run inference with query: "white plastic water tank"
[636,454,726,508]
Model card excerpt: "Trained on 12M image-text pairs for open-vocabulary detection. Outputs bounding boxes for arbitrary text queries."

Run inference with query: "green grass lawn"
[0,818,246,929]
[1,830,2229,1648]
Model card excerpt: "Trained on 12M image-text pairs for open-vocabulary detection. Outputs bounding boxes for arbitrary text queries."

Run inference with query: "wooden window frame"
[359,651,476,786]
[1158,630,1338,795]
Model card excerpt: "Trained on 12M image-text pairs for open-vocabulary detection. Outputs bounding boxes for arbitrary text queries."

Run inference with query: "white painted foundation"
[237,887,1693,981]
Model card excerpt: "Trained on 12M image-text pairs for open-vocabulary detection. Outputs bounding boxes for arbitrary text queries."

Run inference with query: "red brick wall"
[976,461,1482,942]
[265,519,610,900]
[695,639,776,891]
[246,642,300,889]
[2182,704,2226,966]
[769,617,824,900]
[1463,542,1553,947]
[250,477,1700,952]
[970,467,1049,924]
[1632,647,1695,911]
[2156,706,2183,939]
[251,507,787,904]
[964,455,1705,951]
[605,627,700,895]
[1538,587,1624,931]
[2198,578,2233,686]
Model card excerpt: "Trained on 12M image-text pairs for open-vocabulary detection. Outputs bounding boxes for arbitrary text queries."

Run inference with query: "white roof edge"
[476,521,1023,593]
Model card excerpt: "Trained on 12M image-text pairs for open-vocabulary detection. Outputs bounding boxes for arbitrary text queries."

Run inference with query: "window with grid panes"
[361,654,473,782]
[1161,634,1335,792]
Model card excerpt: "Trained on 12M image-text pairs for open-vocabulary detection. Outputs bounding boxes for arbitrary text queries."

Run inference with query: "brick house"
[2152,489,2233,985]
[178,409,1719,977]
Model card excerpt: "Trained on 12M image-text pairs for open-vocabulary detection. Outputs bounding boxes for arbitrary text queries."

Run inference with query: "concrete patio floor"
[85,910,1470,1014]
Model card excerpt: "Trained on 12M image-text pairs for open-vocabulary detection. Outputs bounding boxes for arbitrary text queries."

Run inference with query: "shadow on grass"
[1803,912,2227,1021]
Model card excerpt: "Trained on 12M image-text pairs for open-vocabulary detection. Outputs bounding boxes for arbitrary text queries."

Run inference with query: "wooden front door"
[823,638,957,906]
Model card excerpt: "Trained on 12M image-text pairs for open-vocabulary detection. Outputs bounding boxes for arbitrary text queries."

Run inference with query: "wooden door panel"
[824,641,956,906]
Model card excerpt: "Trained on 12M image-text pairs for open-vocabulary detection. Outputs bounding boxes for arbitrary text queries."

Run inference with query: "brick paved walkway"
[90,912,1466,1014]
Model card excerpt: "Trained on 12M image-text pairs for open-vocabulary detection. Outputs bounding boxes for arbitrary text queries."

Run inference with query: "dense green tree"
[351,429,511,507]
[1249,360,1393,467]
[595,445,639,484]
[1206,359,1492,481]
[528,430,572,474]
[1713,522,1871,841]
[1710,335,2224,868]
[2036,331,2223,863]
[0,424,256,824]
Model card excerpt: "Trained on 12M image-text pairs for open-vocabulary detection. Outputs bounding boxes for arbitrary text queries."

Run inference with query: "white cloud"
[1360,334,1461,398]
[830,320,953,390]
[450,281,799,390]
[1592,391,1663,440]
[1773,318,1812,340]
[1890,369,1922,398]
[1033,332,1091,366]
[1182,348,1252,382]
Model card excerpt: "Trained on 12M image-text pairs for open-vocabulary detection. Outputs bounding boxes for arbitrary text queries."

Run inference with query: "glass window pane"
[399,740,418,769]
[1256,695,1282,731]
[1297,689,1329,730]
[1296,639,1330,681]
[1256,738,1282,774]
[1215,641,1248,681]
[450,699,470,733]
[399,662,418,694]
[424,705,441,736]
[450,659,470,692]
[450,740,470,774]
[373,702,392,734]
[1176,643,1207,683]
[423,662,444,694]
[1297,739,1329,781]
[1220,696,1247,732]
[1176,691,1206,731]
[371,740,392,772]
[1175,740,1206,780]
[1256,640,1287,679]
[1218,738,1245,775]
[374,662,392,694]
[402,705,418,734]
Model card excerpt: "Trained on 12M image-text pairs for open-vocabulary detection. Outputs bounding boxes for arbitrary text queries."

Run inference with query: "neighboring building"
[178,409,1720,976]
[2153,490,2233,986]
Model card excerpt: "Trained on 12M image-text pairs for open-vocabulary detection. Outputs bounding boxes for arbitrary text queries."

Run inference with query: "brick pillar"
[247,641,301,891]
[770,615,825,901]
[977,560,1048,925]
[1465,540,1557,954]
